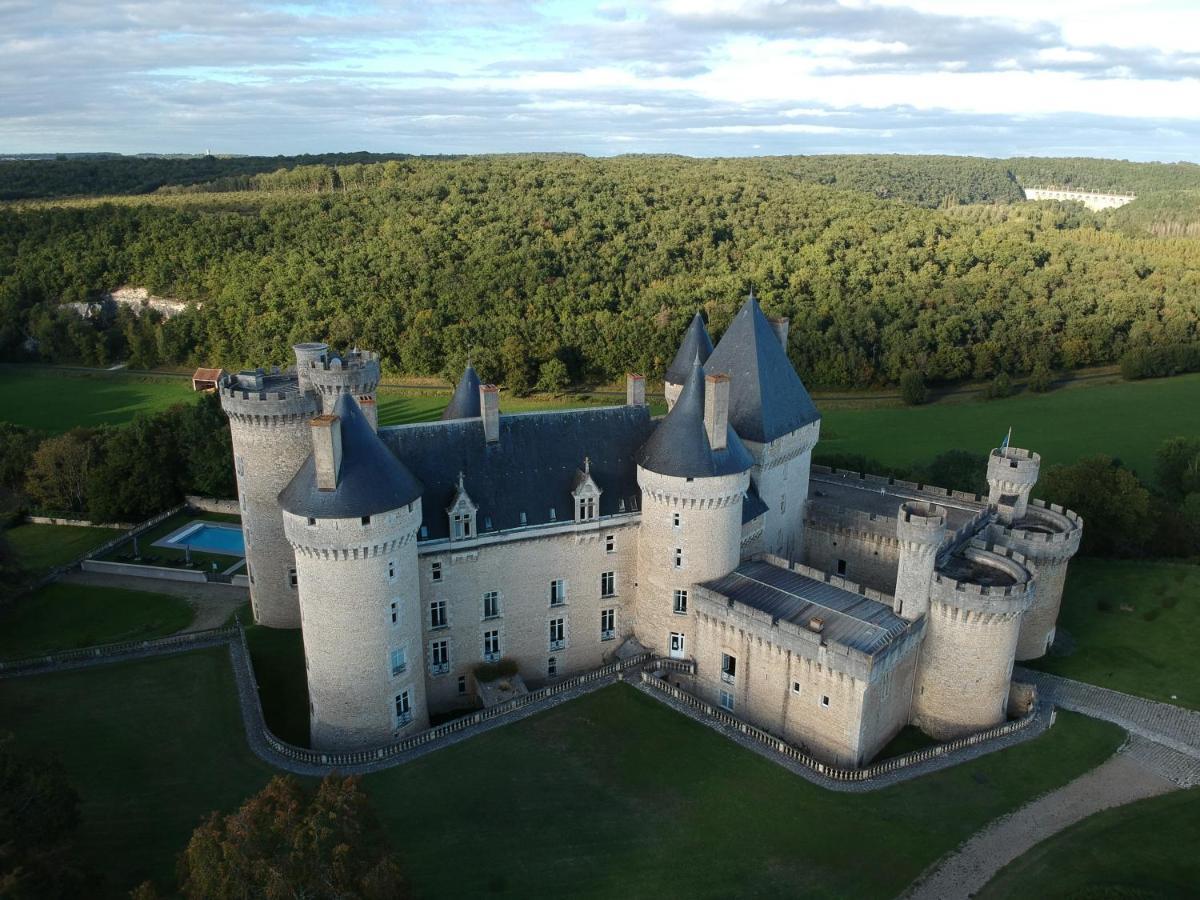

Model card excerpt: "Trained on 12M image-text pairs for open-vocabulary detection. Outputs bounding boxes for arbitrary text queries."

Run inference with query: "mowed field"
[3,367,1198,481]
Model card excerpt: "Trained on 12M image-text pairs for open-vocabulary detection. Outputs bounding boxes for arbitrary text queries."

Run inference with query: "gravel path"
[58,570,247,632]
[903,739,1179,900]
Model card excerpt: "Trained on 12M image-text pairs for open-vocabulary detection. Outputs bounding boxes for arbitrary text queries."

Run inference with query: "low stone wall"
[24,515,133,529]
[185,496,240,515]
[81,559,208,583]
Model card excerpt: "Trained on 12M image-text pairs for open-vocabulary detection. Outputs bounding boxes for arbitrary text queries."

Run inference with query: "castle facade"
[220,295,1082,766]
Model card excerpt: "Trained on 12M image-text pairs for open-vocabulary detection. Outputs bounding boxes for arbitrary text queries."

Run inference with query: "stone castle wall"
[745,420,821,561]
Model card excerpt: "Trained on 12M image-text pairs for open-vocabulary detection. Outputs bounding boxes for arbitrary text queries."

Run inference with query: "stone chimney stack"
[311,414,343,491]
[626,373,646,407]
[704,373,730,451]
[768,317,790,350]
[480,385,500,443]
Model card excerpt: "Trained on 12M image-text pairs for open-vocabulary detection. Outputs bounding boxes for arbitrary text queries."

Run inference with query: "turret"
[987,446,1040,524]
[634,360,753,659]
[300,345,382,431]
[442,363,482,421]
[663,313,713,412]
[219,367,319,628]
[280,394,427,750]
[893,501,947,621]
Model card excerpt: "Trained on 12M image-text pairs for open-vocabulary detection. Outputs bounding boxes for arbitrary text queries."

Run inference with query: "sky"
[2,0,1199,159]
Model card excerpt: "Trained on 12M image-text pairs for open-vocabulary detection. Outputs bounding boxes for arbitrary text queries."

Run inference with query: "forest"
[1,153,1198,391]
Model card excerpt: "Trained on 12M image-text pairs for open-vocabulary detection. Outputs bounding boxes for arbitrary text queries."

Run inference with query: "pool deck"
[153,520,246,558]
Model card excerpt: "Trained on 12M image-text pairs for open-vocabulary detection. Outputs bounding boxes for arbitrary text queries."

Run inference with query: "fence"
[639,671,1039,782]
[0,625,238,675]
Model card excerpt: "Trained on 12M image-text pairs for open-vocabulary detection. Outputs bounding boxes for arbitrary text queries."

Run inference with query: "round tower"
[911,546,1036,739]
[301,346,382,431]
[280,394,427,751]
[634,361,752,658]
[994,503,1084,659]
[987,446,1041,524]
[220,367,319,628]
[893,501,947,621]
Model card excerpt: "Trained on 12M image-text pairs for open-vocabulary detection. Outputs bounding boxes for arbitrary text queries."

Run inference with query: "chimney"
[626,373,646,407]
[768,317,790,350]
[704,373,730,451]
[311,414,342,491]
[480,384,500,443]
[358,396,378,432]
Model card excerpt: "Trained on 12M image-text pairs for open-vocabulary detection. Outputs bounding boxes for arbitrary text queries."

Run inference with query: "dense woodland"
[1,154,1199,391]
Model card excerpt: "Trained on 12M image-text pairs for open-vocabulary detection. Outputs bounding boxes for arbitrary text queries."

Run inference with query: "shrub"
[899,370,927,405]
[473,658,519,683]
[1120,343,1200,380]
[982,372,1014,400]
[1028,364,1054,393]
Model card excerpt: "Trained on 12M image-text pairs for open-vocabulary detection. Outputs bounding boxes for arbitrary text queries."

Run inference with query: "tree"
[982,372,1014,400]
[25,428,105,514]
[1155,436,1200,501]
[0,736,88,898]
[1040,455,1153,557]
[899,370,927,405]
[0,424,42,492]
[86,415,183,523]
[913,449,989,495]
[536,358,570,394]
[173,395,236,499]
[177,775,407,900]
[1028,363,1054,393]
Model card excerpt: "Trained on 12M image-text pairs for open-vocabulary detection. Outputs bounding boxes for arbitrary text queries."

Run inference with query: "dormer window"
[446,471,478,543]
[572,456,602,523]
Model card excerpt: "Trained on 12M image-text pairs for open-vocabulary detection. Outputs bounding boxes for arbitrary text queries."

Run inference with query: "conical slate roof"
[637,358,753,479]
[705,294,820,444]
[441,364,482,420]
[665,313,714,385]
[280,393,424,519]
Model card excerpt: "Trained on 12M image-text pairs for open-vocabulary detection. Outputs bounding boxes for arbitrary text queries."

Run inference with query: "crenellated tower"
[300,346,382,431]
[987,446,1040,524]
[893,501,947,622]
[280,394,427,750]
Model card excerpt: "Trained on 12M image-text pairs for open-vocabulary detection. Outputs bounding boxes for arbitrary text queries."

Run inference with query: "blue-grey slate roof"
[441,365,482,420]
[636,359,754,479]
[702,559,910,655]
[665,313,714,384]
[742,486,769,523]
[379,405,655,541]
[705,295,820,444]
[279,394,424,519]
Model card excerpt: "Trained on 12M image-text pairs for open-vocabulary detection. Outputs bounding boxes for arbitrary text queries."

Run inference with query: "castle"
[219,295,1082,767]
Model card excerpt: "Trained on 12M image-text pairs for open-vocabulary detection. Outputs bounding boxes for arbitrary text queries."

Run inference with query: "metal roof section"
[701,558,910,656]
[380,405,655,541]
[705,294,820,444]
[441,364,483,421]
[665,312,714,384]
[279,394,424,520]
[636,358,754,478]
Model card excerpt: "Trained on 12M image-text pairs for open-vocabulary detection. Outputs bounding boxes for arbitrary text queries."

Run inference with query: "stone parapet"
[930,545,1035,620]
[811,466,988,508]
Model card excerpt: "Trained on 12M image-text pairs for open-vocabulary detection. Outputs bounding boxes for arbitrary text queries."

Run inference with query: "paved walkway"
[59,570,247,632]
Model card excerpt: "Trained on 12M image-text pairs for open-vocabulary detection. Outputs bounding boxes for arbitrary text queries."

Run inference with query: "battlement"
[282,502,421,557]
[930,544,1035,617]
[219,369,318,424]
[810,465,988,507]
[990,499,1083,561]
[897,501,947,550]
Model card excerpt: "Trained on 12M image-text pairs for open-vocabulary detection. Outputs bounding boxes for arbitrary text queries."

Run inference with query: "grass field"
[1025,559,1200,710]
[0,648,1122,898]
[819,372,1200,483]
[0,368,193,431]
[979,787,1200,899]
[0,583,194,658]
[6,522,121,577]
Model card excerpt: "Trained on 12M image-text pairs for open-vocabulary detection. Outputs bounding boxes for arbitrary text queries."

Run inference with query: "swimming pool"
[160,522,246,556]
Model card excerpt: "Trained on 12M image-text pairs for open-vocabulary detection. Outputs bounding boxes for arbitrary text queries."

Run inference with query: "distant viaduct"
[1022,187,1136,211]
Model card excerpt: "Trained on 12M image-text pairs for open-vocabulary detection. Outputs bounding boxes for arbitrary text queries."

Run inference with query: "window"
[780,496,786,514]
[235,455,245,477]
[719,690,735,711]
[601,608,615,641]
[431,562,442,582]
[673,589,688,615]
[520,512,527,525]
[483,629,501,662]
[452,512,473,540]
[601,571,615,598]
[390,648,407,676]
[361,515,371,526]
[550,579,567,607]
[457,675,468,695]
[669,632,686,658]
[721,653,737,684]
[306,517,316,527]
[792,681,801,694]
[395,691,412,726]
[547,656,558,678]
[430,640,450,675]
[837,559,847,576]
[673,548,683,569]
[288,567,298,588]
[821,695,830,708]
[430,600,447,629]
[388,559,395,580]
[672,512,681,528]
[549,618,565,650]
[577,496,597,521]
[483,591,500,619]
[390,601,398,624]
[605,534,615,554]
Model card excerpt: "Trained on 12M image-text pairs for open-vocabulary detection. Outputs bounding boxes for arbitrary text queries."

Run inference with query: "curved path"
[903,673,1200,900]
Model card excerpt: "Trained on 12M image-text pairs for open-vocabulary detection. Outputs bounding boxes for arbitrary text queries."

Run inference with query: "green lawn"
[0,649,1122,899]
[98,509,243,573]
[226,602,309,746]
[0,583,194,658]
[0,368,193,431]
[979,787,1200,899]
[1024,559,1200,710]
[6,522,122,577]
[820,372,1200,483]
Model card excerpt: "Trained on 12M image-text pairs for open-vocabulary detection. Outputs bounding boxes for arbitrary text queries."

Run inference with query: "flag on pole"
[1000,426,1012,454]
